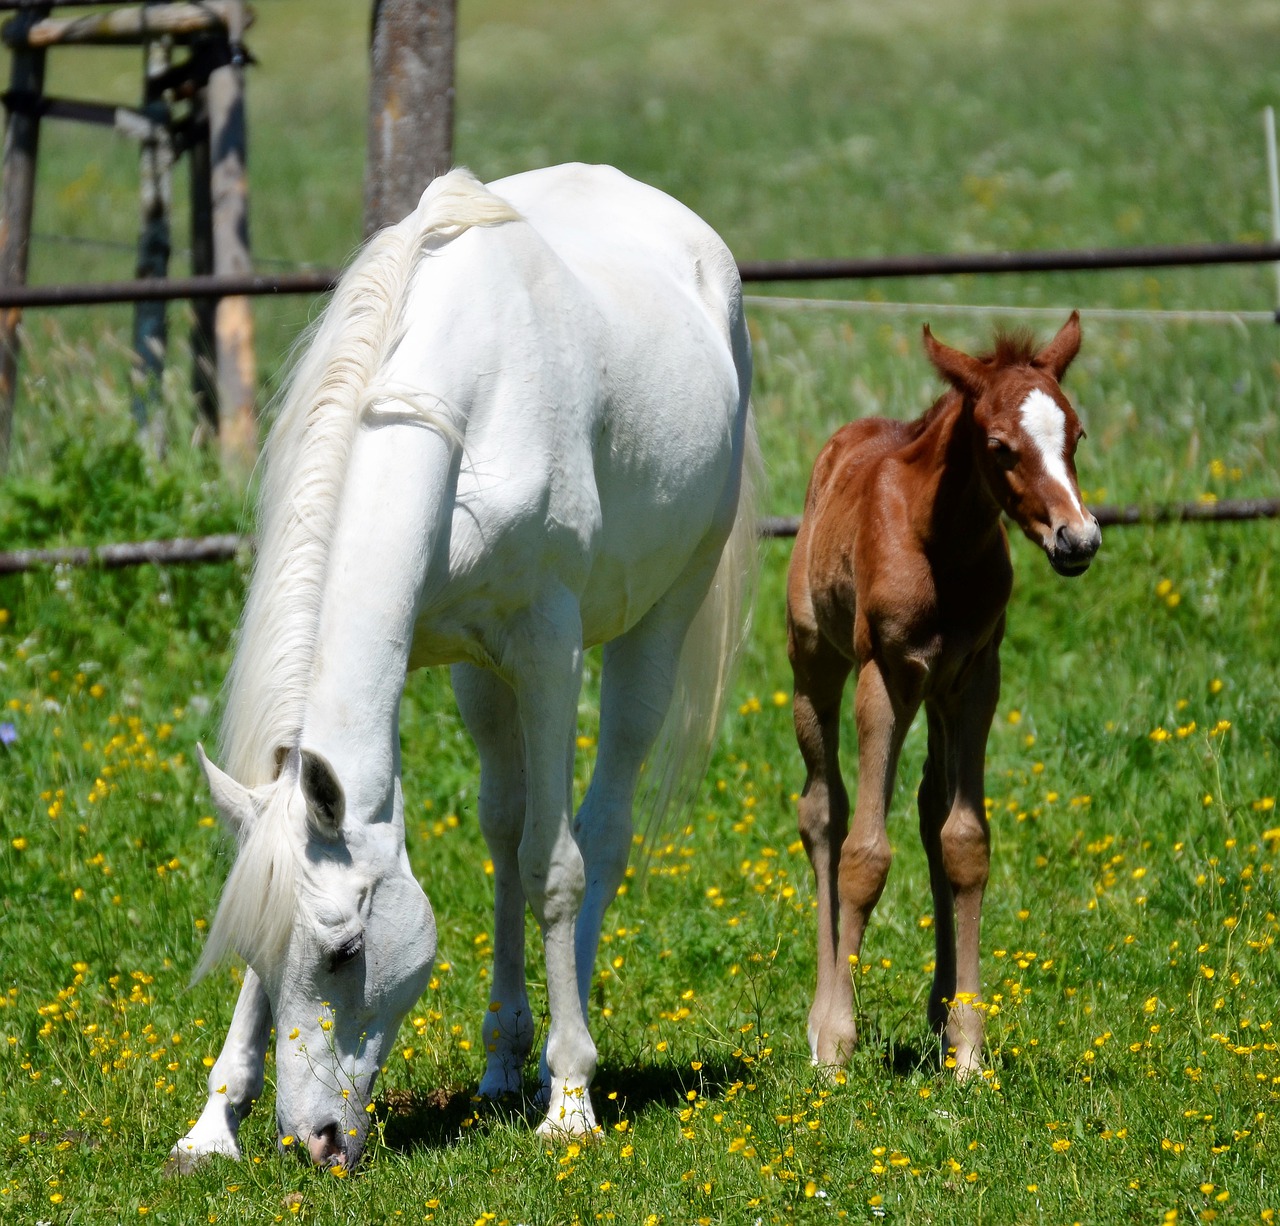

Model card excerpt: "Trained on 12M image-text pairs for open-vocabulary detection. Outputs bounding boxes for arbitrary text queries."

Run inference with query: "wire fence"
[3,238,1280,308]
[1,237,1276,574]
[3,496,1278,576]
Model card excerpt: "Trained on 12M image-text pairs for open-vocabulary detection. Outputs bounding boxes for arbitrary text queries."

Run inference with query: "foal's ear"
[922,324,988,399]
[1033,310,1082,381]
[300,749,346,840]
[197,743,256,837]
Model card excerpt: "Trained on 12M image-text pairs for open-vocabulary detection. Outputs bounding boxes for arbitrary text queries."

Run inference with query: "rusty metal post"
[0,2,49,470]
[206,0,255,472]
[364,0,455,237]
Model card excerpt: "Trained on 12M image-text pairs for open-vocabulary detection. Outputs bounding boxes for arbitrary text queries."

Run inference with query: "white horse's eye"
[327,935,364,973]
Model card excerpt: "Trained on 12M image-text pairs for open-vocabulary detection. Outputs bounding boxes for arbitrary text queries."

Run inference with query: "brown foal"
[786,312,1100,1077]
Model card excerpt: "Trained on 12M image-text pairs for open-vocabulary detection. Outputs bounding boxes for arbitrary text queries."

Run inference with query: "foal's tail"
[638,409,763,847]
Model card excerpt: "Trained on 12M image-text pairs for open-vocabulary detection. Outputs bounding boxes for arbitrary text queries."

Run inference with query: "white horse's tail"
[638,410,763,846]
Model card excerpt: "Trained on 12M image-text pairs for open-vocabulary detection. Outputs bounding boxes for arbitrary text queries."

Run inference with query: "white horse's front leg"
[511,592,598,1139]
[166,970,272,1174]
[453,664,535,1099]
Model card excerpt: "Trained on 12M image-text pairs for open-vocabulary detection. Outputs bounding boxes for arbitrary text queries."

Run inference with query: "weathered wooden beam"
[2,2,250,48]
[0,1,46,471]
[759,499,1280,538]
[364,0,455,237]
[0,532,248,574]
[206,0,255,472]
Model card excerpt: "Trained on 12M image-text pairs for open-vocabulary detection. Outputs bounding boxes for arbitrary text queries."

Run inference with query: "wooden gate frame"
[0,0,256,471]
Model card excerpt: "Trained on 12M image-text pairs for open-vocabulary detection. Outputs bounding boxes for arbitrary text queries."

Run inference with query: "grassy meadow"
[1,0,1278,1221]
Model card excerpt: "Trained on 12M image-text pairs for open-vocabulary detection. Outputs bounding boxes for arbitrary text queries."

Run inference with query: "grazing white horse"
[168,163,757,1170]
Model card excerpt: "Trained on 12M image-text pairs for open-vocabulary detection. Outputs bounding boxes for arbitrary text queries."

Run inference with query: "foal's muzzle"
[1048,517,1102,576]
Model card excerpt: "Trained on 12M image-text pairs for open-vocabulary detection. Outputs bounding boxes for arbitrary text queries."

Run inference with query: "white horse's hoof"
[476,1067,524,1100]
[535,1114,602,1144]
[163,1135,240,1177]
[535,1081,598,1140]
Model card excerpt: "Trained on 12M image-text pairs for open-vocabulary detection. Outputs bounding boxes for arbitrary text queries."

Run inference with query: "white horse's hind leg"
[508,586,598,1139]
[166,970,271,1174]
[571,596,703,1014]
[452,663,535,1099]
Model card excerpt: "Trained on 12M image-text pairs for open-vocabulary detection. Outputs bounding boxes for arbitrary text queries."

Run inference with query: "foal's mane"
[913,326,1045,434]
[980,327,1040,368]
[196,171,520,978]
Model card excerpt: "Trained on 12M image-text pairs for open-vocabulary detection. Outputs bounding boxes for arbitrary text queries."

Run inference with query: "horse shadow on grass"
[378,1030,958,1155]
[378,1054,753,1156]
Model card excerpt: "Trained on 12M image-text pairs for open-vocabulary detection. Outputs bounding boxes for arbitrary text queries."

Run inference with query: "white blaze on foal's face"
[1017,388,1083,516]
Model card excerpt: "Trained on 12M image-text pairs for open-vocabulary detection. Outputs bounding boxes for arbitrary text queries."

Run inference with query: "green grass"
[1,1,1279,1222]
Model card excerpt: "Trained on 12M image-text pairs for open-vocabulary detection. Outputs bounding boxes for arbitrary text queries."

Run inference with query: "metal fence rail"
[1,235,1275,568]
[3,240,1280,308]
[1,500,1277,575]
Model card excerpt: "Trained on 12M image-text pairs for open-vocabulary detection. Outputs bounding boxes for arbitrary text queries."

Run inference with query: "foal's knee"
[838,835,892,912]
[940,809,989,893]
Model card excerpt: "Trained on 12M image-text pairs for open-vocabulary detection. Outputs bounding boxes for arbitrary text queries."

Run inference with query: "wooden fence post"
[364,0,455,238]
[131,29,173,451]
[206,1,255,473]
[0,2,49,471]
[188,89,216,441]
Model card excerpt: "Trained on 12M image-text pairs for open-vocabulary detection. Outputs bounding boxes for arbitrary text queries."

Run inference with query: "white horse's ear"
[300,749,345,840]
[196,743,256,836]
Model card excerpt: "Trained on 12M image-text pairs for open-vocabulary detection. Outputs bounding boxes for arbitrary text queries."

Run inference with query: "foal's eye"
[987,438,1018,469]
[327,935,364,973]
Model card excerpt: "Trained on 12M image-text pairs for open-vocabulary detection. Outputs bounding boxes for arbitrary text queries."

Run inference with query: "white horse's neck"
[301,412,461,815]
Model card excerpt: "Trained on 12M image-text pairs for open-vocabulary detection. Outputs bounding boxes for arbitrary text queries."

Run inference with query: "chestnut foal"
[786,312,1100,1077]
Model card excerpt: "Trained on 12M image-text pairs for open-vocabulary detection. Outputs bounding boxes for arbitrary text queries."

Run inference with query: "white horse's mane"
[195,171,520,979]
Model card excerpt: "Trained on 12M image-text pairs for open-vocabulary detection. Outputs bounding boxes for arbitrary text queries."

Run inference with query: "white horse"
[168,163,757,1170]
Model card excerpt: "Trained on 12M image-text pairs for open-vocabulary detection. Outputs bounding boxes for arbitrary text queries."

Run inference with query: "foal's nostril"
[1055,521,1101,560]
[306,1121,345,1167]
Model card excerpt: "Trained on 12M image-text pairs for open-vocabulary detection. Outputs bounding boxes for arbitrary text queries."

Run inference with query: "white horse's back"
[380,163,753,661]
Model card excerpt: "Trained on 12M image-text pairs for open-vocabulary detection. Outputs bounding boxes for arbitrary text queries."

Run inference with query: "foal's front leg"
[925,650,999,1078]
[166,970,272,1173]
[828,661,918,1056]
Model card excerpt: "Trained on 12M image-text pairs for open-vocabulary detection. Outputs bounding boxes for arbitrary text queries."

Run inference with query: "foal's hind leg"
[453,664,536,1099]
[922,649,999,1078]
